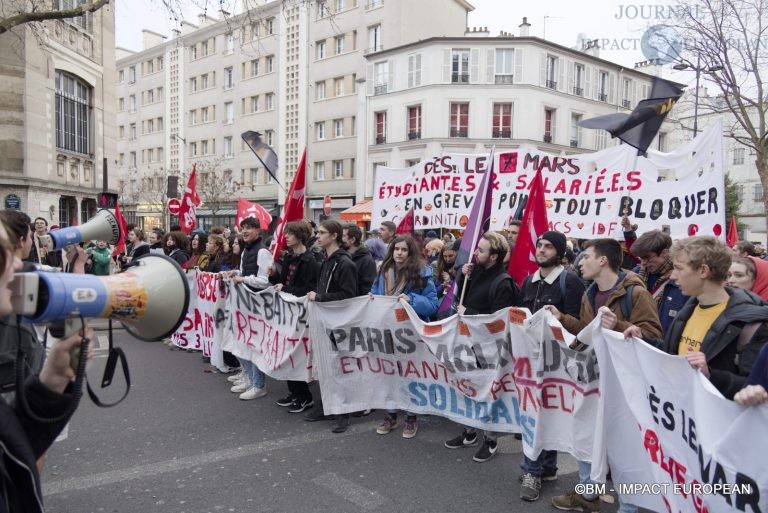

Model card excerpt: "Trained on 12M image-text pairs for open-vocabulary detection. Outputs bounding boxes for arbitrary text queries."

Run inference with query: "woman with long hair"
[184,232,209,270]
[201,234,226,273]
[433,238,460,300]
[370,235,438,439]
[163,231,190,266]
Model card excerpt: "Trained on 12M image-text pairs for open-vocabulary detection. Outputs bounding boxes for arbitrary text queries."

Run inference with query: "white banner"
[221,285,313,382]
[309,296,599,461]
[591,326,768,513]
[171,271,226,363]
[372,122,724,239]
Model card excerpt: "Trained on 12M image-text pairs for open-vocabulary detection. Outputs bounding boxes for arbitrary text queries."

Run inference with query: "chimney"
[142,29,167,50]
[464,26,490,37]
[519,17,531,37]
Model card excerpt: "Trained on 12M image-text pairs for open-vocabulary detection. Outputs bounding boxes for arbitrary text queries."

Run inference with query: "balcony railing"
[598,93,608,102]
[495,75,514,84]
[573,86,583,96]
[546,80,557,89]
[374,84,388,95]
[492,129,511,138]
[622,99,631,108]
[364,45,384,55]
[375,135,386,144]
[450,128,468,138]
[570,140,579,148]
[451,73,469,84]
[543,134,552,143]
[407,130,421,140]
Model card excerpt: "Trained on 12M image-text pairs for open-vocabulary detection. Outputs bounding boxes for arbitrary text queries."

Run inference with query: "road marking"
[311,472,387,510]
[43,422,374,496]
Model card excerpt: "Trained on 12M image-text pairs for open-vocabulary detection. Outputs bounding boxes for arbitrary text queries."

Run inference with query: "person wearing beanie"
[518,229,586,501]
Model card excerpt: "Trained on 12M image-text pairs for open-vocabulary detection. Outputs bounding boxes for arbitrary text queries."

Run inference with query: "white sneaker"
[230,382,251,393]
[227,371,244,383]
[239,386,267,400]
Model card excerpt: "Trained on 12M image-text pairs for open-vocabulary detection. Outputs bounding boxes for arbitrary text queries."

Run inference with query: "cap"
[425,230,438,238]
[537,230,567,258]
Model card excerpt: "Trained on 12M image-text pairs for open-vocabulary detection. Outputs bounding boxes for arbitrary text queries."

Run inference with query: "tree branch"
[0,0,110,35]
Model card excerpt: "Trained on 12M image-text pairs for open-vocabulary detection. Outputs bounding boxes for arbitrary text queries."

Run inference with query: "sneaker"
[239,386,267,400]
[520,473,542,501]
[230,381,251,393]
[473,438,498,462]
[518,469,558,483]
[444,429,478,449]
[275,394,295,407]
[288,398,314,413]
[304,407,331,422]
[376,415,398,435]
[551,491,600,512]
[352,409,373,417]
[227,371,244,383]
[331,414,350,433]
[402,416,418,439]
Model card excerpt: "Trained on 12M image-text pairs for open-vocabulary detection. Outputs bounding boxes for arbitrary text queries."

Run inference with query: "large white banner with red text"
[171,271,226,361]
[371,122,724,239]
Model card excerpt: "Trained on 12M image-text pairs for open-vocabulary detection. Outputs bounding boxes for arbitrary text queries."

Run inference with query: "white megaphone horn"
[11,255,190,341]
[38,209,121,250]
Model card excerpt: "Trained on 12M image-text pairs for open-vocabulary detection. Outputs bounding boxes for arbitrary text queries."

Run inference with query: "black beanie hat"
[538,231,567,258]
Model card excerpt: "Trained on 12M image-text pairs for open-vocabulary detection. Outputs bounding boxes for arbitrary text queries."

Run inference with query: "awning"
[340,199,373,223]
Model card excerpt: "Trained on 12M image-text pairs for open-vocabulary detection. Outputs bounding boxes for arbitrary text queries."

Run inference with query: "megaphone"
[38,209,121,250]
[11,255,189,341]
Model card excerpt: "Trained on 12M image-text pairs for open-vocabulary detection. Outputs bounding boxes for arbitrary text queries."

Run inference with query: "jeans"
[521,450,558,476]
[237,358,265,389]
[578,461,637,512]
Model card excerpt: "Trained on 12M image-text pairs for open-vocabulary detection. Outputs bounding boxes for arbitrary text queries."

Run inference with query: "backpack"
[522,268,572,299]
[489,273,520,304]
[586,281,635,319]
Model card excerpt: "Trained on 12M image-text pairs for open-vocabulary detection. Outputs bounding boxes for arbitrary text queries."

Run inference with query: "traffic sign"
[323,195,332,216]
[167,198,181,215]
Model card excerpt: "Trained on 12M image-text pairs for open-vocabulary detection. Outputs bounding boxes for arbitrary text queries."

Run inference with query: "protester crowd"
[1,206,767,512]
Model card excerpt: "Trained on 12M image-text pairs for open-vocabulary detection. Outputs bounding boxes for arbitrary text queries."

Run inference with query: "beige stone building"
[116,0,472,229]
[0,4,117,227]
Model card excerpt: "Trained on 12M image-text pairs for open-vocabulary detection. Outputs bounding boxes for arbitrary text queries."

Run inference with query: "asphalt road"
[41,329,624,513]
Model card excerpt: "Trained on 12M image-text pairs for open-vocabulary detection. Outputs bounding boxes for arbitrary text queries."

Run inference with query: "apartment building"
[0,5,117,227]
[116,0,472,229]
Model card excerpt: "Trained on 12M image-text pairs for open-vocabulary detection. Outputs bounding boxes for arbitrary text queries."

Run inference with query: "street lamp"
[673,58,724,137]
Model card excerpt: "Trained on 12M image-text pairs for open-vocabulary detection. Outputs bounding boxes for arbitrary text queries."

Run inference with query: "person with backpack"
[444,232,520,463]
[518,231,586,502]
[546,238,661,513]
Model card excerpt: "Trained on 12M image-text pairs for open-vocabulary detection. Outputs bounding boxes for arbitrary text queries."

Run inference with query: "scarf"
[637,258,674,306]
[383,267,407,296]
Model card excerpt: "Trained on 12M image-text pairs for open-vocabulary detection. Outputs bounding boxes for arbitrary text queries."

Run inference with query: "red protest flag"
[508,170,549,286]
[396,209,414,235]
[236,198,272,229]
[726,214,739,248]
[179,164,201,235]
[271,148,307,258]
[111,201,129,258]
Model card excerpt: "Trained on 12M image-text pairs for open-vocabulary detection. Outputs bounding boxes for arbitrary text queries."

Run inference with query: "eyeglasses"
[317,229,329,234]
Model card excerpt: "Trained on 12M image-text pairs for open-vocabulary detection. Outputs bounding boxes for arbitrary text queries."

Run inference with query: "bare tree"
[669,0,768,218]
[194,157,233,221]
[0,0,110,34]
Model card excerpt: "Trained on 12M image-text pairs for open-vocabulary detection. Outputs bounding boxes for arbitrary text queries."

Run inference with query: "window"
[573,63,585,96]
[266,18,274,35]
[129,151,137,168]
[595,130,607,150]
[407,54,421,88]
[754,183,764,202]
[157,57,163,70]
[374,61,389,94]
[146,59,154,74]
[375,111,386,143]
[201,41,209,56]
[157,117,163,130]
[118,70,124,83]
[119,125,125,138]
[146,89,154,104]
[190,77,197,92]
[224,67,234,89]
[201,107,209,122]
[190,45,197,60]
[59,0,89,29]
[225,102,234,124]
[622,78,632,108]
[190,109,197,124]
[249,95,259,113]
[148,148,154,162]
[451,50,470,83]
[201,74,209,89]
[224,136,234,158]
[735,184,745,202]
[265,130,274,145]
[335,35,345,54]
[368,24,382,53]
[449,102,468,137]
[334,160,344,179]
[570,113,582,147]
[249,59,259,77]
[129,66,136,83]
[368,0,383,7]
[118,153,124,166]
[250,22,260,39]
[202,140,209,155]
[734,148,746,165]
[316,40,326,59]
[318,1,331,18]
[118,97,124,111]
[598,71,609,101]
[334,77,344,96]
[190,142,197,156]
[316,122,326,140]
[545,55,557,89]
[544,108,555,142]
[146,118,154,133]
[249,168,260,185]
[157,87,163,101]
[226,33,235,54]
[129,123,136,140]
[658,132,668,152]
[335,0,345,11]
[129,94,136,112]
[492,103,512,138]
[315,162,326,180]
[495,49,514,83]
[334,119,344,137]
[316,81,326,100]
[266,93,274,110]
[266,55,274,73]
[408,105,421,139]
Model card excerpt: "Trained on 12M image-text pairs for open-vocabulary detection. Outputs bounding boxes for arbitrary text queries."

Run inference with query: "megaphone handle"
[49,318,87,373]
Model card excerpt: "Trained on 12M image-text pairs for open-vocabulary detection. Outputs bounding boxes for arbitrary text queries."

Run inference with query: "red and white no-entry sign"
[167,198,181,215]
[323,195,332,216]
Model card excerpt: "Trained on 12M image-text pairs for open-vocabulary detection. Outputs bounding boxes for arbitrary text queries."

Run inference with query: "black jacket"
[350,246,377,296]
[240,237,264,277]
[457,262,520,315]
[168,248,190,267]
[270,250,321,296]
[0,378,78,513]
[315,249,357,302]
[521,266,585,316]
[648,287,768,399]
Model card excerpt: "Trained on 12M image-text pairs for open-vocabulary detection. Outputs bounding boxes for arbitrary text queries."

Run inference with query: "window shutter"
[486,49,495,83]
[470,49,479,83]
[514,49,523,84]
[442,49,451,83]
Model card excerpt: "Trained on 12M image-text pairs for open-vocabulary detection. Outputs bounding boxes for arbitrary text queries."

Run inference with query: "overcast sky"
[115,0,694,83]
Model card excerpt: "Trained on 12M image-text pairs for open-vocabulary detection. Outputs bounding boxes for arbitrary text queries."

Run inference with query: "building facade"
[116,0,472,229]
[0,5,117,227]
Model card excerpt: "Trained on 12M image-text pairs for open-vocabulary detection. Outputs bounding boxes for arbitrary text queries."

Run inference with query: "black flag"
[580,77,684,156]
[241,131,280,185]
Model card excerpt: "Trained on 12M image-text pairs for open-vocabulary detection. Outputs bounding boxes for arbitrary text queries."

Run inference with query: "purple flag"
[454,148,495,270]
[436,278,456,316]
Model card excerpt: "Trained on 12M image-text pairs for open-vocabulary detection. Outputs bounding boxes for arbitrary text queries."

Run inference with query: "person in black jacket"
[342,224,377,295]
[163,231,190,267]
[305,219,358,432]
[0,220,91,513]
[447,232,520,462]
[270,220,321,413]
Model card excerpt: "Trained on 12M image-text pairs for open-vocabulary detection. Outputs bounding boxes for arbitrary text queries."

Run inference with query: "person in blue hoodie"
[370,235,438,439]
